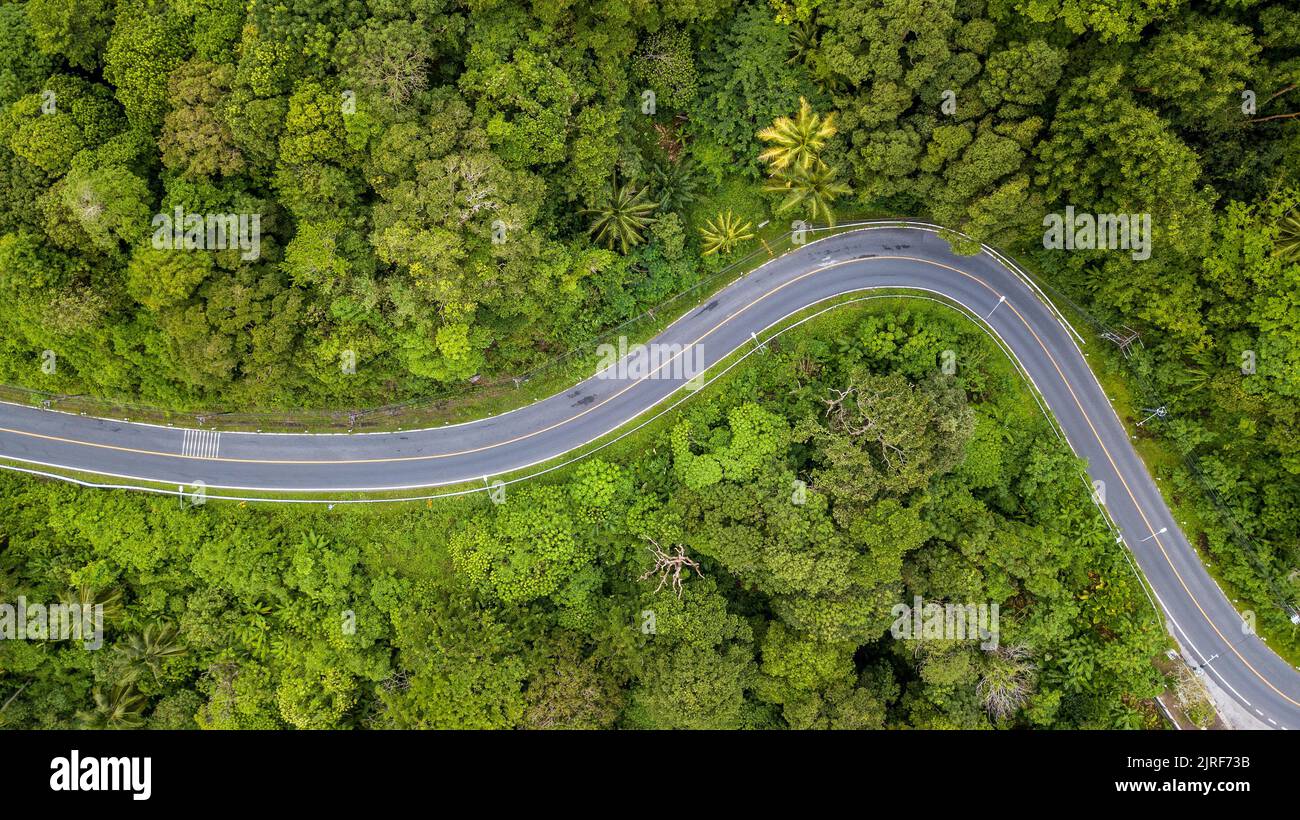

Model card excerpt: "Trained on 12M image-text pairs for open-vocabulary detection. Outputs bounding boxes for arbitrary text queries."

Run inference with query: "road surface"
[1,223,1297,727]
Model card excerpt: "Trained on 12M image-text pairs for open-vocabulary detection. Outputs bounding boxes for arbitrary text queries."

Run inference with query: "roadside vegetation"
[0,298,1168,729]
[0,0,1296,726]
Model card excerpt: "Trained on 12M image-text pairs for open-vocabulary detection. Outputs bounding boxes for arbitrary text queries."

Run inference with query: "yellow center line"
[1001,298,1300,709]
[1,255,934,465]
[4,248,1298,709]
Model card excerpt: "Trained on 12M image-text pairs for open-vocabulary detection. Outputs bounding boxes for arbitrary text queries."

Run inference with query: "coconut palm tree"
[584,181,658,253]
[699,211,756,256]
[758,97,838,174]
[116,621,187,683]
[766,161,852,226]
[77,683,147,729]
[649,156,701,213]
[60,584,123,622]
[786,17,819,66]
[1275,209,1300,260]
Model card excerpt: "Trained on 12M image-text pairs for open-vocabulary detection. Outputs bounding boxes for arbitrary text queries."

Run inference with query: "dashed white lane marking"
[181,429,220,458]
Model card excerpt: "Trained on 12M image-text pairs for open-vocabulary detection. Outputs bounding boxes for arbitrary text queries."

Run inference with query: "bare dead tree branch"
[1265,83,1299,104]
[638,537,703,598]
[1248,111,1300,124]
[823,383,908,467]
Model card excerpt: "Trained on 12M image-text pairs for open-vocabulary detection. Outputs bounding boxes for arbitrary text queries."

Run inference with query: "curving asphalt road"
[1,223,1298,727]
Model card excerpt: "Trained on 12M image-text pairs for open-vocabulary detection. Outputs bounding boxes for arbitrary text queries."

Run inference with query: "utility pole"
[1102,325,1143,358]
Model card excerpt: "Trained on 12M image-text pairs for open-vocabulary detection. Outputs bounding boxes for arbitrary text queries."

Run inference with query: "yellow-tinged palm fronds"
[765,161,852,226]
[700,211,756,256]
[758,97,838,173]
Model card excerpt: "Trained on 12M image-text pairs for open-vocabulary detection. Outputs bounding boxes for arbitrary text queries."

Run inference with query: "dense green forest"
[0,0,1298,727]
[0,301,1168,728]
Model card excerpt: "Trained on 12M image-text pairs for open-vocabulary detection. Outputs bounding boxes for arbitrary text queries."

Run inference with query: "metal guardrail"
[2,219,1295,615]
[0,225,811,432]
[979,234,1299,622]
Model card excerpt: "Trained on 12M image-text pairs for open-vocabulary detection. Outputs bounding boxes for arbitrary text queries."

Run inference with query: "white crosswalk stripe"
[180,428,221,458]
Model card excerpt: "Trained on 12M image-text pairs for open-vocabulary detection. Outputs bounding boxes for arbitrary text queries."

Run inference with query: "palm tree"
[758,97,838,174]
[766,161,852,226]
[699,211,755,256]
[1275,209,1300,260]
[116,621,187,683]
[649,156,701,213]
[786,17,818,66]
[60,584,123,622]
[77,683,147,729]
[584,182,658,253]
